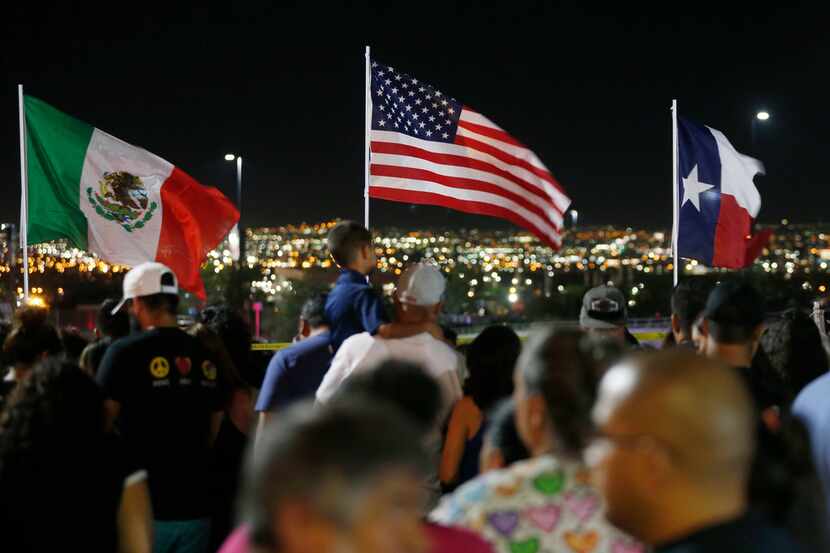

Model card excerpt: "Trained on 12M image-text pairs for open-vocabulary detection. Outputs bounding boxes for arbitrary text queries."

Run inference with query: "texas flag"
[675,116,771,268]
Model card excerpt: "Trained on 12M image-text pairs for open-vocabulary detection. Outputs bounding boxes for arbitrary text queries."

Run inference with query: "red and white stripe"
[369,108,570,248]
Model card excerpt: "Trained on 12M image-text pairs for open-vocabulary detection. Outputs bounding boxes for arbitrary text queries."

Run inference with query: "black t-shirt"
[0,434,140,553]
[656,513,802,553]
[97,327,225,520]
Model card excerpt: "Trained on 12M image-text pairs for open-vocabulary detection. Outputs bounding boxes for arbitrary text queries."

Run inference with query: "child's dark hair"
[327,221,372,267]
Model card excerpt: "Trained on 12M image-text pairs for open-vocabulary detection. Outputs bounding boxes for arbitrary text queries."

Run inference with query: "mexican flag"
[23,95,240,299]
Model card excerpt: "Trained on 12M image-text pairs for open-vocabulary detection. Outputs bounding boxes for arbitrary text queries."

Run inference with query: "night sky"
[3,5,826,231]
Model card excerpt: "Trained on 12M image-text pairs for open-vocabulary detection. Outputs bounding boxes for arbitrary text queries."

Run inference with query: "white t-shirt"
[315,331,463,417]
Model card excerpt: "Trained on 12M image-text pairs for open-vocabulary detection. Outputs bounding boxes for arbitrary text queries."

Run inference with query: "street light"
[225,154,243,262]
[756,111,770,121]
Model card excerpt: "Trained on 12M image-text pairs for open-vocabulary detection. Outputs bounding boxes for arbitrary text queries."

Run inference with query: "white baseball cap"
[396,263,446,306]
[111,262,179,314]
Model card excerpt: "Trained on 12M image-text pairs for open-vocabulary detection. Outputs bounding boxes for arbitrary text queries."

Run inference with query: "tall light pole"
[225,154,243,263]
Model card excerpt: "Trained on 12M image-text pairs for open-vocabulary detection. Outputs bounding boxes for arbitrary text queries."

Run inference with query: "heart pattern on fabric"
[488,511,520,537]
[564,491,600,523]
[532,471,566,496]
[509,537,540,553]
[524,504,561,532]
[564,530,600,553]
[496,479,523,497]
[612,539,644,553]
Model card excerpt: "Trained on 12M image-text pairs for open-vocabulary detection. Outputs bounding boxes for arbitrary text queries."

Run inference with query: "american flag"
[368,60,571,249]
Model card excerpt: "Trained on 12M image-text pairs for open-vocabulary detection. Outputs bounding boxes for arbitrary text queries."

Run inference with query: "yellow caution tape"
[251,330,668,351]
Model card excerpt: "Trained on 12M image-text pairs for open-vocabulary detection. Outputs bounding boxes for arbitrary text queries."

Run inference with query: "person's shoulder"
[340,331,375,351]
[421,335,462,363]
[453,395,479,418]
[793,372,830,416]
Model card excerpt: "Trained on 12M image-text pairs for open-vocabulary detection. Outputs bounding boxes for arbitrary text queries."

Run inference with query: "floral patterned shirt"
[430,455,644,553]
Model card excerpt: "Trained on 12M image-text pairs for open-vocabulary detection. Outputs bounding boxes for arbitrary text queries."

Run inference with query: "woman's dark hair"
[200,304,255,387]
[519,328,608,458]
[2,307,62,368]
[59,327,89,363]
[0,359,104,465]
[485,399,529,467]
[761,308,829,401]
[464,325,521,411]
[750,415,830,550]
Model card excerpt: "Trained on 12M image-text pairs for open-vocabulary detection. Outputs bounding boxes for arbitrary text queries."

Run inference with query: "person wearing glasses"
[588,350,802,552]
[431,328,642,553]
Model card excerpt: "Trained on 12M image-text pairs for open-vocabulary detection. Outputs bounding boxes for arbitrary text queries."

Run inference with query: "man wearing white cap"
[316,262,463,414]
[316,262,464,511]
[97,262,226,553]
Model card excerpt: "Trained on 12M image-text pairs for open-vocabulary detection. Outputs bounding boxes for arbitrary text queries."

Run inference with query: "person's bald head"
[588,350,755,543]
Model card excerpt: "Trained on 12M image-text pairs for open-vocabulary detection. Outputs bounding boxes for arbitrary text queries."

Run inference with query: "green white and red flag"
[22,95,239,299]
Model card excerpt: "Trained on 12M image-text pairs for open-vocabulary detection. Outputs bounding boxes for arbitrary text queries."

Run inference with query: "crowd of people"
[2,219,830,552]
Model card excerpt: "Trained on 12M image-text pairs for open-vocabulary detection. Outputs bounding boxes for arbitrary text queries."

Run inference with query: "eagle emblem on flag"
[86,171,158,232]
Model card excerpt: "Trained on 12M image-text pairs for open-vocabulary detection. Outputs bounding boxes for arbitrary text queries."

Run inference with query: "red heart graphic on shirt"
[176,356,192,376]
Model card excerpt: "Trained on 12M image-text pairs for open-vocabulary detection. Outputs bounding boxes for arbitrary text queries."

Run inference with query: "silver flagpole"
[18,84,29,303]
[364,45,371,230]
[671,99,680,287]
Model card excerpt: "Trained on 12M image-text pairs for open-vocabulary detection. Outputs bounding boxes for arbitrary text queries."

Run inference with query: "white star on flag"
[682,164,714,211]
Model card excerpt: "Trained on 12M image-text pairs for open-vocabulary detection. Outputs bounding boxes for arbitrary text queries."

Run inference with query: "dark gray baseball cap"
[580,285,627,330]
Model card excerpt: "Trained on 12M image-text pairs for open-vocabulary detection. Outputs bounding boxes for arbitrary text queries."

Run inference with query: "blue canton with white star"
[371,61,462,142]
[677,115,724,266]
